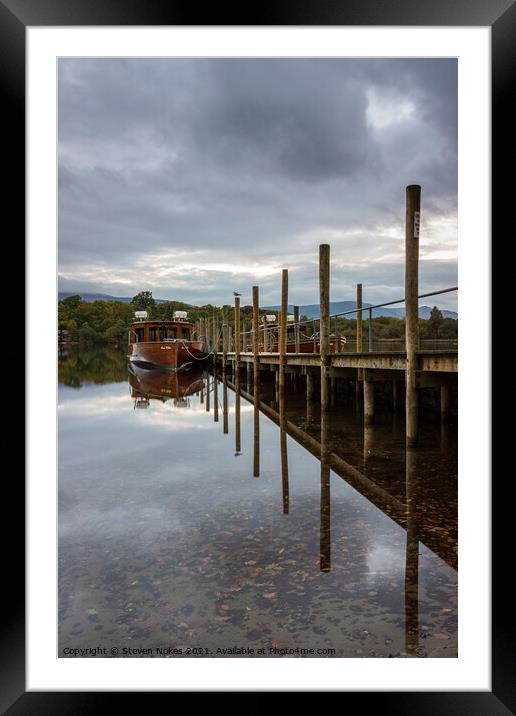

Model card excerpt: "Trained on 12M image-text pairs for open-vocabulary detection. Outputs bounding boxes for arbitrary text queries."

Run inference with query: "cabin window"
[149,327,157,342]
[182,328,190,340]
[159,326,177,340]
[135,327,144,343]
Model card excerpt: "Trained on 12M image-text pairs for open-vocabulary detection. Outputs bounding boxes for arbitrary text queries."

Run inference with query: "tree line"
[58,291,457,346]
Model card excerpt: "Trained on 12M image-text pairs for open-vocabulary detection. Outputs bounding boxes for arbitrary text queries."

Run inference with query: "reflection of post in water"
[320,412,331,572]
[222,323,228,434]
[235,379,241,455]
[205,369,210,412]
[405,447,420,653]
[279,393,289,512]
[213,371,219,422]
[222,370,229,435]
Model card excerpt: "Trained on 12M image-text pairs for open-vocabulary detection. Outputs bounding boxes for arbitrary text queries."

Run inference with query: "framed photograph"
[6,0,507,707]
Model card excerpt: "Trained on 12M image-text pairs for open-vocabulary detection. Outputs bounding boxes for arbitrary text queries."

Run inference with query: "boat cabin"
[129,310,194,344]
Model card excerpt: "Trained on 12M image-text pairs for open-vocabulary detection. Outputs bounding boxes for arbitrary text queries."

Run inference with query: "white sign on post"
[413,211,420,239]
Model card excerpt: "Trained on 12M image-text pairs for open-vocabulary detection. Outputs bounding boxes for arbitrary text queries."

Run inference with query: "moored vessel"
[127,310,207,372]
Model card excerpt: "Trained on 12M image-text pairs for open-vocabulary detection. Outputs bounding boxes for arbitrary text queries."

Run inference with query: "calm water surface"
[58,348,457,658]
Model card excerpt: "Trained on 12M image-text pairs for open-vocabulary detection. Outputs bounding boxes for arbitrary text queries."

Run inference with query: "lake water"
[58,347,457,658]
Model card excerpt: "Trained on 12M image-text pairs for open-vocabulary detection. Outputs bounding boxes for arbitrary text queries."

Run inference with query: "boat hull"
[127,340,206,371]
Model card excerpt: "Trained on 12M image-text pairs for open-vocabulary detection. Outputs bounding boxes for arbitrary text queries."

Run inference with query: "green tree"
[427,306,444,338]
[104,320,128,345]
[61,294,82,311]
[131,291,156,316]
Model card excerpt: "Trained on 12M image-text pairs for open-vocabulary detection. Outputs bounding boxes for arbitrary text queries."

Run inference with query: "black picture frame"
[6,0,507,709]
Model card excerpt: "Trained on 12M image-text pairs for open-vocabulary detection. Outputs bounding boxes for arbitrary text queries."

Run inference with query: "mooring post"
[279,269,288,394]
[405,184,421,447]
[234,295,240,370]
[368,307,373,352]
[252,286,260,377]
[319,244,330,412]
[356,283,363,403]
[294,305,300,353]
[213,316,219,422]
[356,283,363,351]
[252,286,260,476]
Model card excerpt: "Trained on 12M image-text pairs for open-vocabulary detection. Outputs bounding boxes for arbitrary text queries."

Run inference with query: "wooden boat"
[247,316,346,353]
[127,310,207,372]
[128,363,204,408]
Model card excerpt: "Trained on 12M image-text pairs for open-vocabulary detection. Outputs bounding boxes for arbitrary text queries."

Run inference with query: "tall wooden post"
[356,283,363,403]
[252,286,260,372]
[356,283,363,351]
[405,184,421,447]
[234,295,240,372]
[294,305,300,353]
[213,316,219,422]
[222,315,228,433]
[252,286,260,477]
[319,244,330,412]
[279,270,288,394]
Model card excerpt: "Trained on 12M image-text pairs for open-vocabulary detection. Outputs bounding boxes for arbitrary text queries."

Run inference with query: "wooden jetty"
[207,185,457,447]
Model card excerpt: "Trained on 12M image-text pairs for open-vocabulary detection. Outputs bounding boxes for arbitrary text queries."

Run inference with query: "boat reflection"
[128,364,204,409]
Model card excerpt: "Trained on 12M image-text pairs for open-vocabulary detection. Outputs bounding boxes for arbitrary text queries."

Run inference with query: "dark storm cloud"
[58,58,458,308]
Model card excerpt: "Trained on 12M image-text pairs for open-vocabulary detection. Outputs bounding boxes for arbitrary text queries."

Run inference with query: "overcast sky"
[58,58,457,309]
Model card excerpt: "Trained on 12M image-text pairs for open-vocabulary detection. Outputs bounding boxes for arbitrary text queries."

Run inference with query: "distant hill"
[58,292,170,304]
[58,292,457,320]
[263,301,458,320]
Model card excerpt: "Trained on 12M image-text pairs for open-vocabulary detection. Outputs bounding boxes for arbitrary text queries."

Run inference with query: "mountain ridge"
[58,292,457,319]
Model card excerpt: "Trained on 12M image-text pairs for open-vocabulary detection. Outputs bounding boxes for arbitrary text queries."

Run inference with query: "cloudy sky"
[58,58,457,309]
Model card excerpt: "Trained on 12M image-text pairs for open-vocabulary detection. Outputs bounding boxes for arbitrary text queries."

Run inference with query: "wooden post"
[213,316,219,422]
[405,184,421,447]
[252,286,260,477]
[319,244,330,412]
[356,283,363,351]
[234,295,240,369]
[252,286,260,372]
[294,305,300,353]
[279,269,288,394]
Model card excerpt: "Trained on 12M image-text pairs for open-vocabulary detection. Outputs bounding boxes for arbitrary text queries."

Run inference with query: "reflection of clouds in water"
[366,542,404,579]
[59,381,452,583]
[59,380,252,431]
